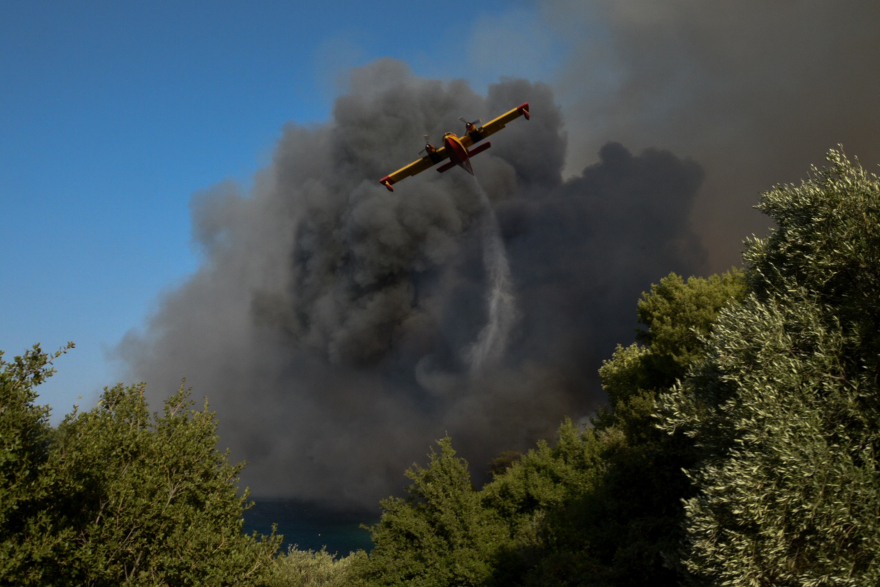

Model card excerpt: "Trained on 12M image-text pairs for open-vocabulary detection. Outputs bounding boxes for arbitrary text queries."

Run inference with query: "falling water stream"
[465,180,518,372]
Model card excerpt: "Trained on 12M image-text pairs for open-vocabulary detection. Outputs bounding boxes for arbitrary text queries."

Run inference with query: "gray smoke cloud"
[540,0,880,272]
[118,60,706,506]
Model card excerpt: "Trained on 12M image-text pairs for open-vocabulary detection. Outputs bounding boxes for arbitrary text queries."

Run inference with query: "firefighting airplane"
[379,102,530,191]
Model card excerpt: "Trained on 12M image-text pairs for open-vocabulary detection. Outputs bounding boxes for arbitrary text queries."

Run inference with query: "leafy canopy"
[660,149,880,586]
[0,346,280,587]
[351,437,508,587]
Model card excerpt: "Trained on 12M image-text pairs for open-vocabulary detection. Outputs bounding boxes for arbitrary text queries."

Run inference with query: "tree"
[0,344,71,583]
[660,149,880,585]
[350,438,508,587]
[0,347,280,586]
[265,546,363,587]
[633,270,749,389]
[529,270,747,586]
[481,419,613,586]
[598,269,748,431]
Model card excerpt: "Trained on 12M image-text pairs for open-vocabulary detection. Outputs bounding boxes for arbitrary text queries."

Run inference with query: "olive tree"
[660,149,880,585]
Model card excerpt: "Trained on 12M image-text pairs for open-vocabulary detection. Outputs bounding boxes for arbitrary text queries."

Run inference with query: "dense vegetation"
[658,150,880,584]
[0,347,282,586]
[2,149,879,585]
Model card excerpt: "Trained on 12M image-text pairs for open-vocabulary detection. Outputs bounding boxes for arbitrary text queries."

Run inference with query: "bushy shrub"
[266,547,363,587]
[0,347,280,586]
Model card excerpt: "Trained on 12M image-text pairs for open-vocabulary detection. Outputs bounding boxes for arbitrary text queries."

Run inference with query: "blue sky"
[1,1,564,419]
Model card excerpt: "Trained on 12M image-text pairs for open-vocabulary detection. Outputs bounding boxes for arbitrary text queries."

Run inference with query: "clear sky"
[1,0,562,419]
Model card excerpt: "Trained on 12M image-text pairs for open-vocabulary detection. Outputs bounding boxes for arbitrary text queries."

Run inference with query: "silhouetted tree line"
[3,149,879,585]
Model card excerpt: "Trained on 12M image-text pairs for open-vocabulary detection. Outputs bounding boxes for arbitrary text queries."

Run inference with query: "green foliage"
[0,269,744,586]
[660,149,880,585]
[547,270,748,586]
[482,421,618,586]
[350,438,508,587]
[0,350,280,586]
[265,547,363,587]
[745,149,880,323]
[0,344,72,583]
[349,423,618,587]
[482,420,609,524]
[597,269,747,436]
[482,270,746,586]
[634,269,748,388]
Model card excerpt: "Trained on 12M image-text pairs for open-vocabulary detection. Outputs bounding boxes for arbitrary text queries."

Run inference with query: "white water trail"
[466,180,518,372]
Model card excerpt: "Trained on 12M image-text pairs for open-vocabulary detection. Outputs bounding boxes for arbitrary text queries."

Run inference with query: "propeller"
[419,134,433,155]
[459,116,482,129]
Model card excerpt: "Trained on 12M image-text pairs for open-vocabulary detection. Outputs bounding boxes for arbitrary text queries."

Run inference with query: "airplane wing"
[457,102,530,148]
[380,145,449,191]
[379,102,529,191]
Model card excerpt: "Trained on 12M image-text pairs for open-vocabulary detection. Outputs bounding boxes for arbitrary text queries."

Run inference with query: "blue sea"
[243,498,379,556]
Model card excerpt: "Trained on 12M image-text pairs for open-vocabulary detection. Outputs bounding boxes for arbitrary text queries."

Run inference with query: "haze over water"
[243,499,377,555]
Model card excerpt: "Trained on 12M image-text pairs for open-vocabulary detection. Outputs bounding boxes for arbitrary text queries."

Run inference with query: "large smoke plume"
[119,61,706,506]
[543,0,880,271]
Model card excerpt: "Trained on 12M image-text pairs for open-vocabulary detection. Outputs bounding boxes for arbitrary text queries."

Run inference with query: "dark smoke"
[118,60,705,506]
[543,0,880,271]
